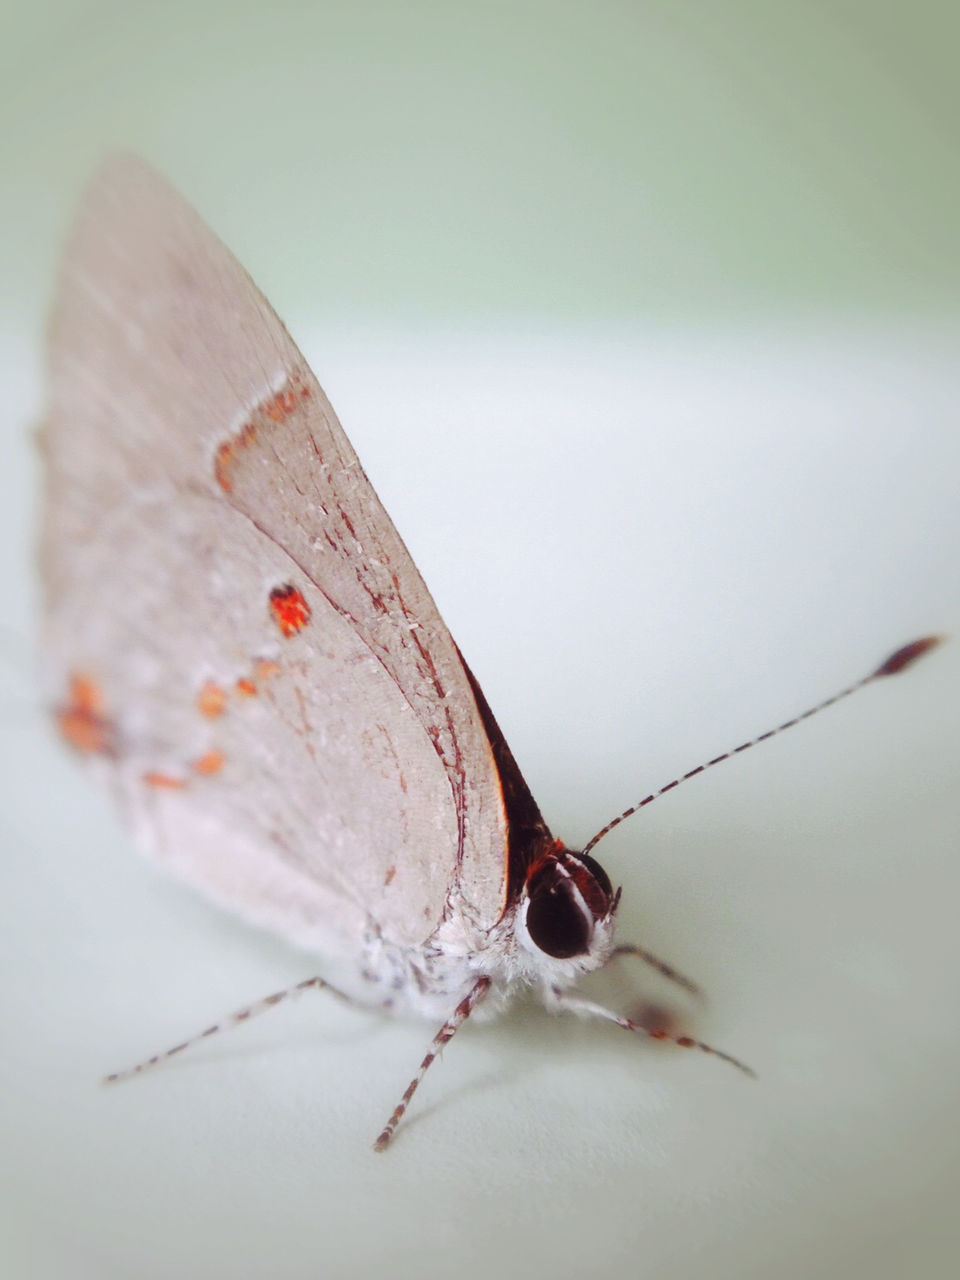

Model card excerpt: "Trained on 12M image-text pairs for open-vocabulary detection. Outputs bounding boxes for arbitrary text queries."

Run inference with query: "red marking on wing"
[269,584,311,637]
[192,749,225,776]
[384,866,397,886]
[214,422,256,493]
[196,681,227,718]
[142,771,187,790]
[263,388,298,422]
[214,376,313,492]
[70,673,102,713]
[235,677,257,697]
[56,673,113,755]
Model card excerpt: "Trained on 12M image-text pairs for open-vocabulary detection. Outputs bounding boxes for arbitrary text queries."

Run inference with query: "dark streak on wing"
[457,649,553,897]
[385,568,470,886]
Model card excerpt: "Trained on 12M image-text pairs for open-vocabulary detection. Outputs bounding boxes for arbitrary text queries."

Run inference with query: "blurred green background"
[2,0,958,333]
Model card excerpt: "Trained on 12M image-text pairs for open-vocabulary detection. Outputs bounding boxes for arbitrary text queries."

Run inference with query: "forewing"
[40,157,509,952]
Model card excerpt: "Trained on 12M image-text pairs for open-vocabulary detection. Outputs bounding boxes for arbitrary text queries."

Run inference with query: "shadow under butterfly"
[39,156,941,1150]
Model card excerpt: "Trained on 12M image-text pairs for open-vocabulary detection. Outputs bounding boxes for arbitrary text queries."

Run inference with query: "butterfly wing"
[40,156,514,957]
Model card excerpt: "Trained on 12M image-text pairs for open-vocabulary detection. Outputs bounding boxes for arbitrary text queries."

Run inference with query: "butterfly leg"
[103,975,358,1084]
[373,975,492,1152]
[610,943,703,998]
[547,988,755,1077]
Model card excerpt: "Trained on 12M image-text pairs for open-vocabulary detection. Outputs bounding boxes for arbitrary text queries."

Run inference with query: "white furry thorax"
[352,890,619,1022]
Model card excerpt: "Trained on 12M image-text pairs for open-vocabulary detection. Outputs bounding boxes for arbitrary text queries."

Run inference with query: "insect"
[40,157,940,1149]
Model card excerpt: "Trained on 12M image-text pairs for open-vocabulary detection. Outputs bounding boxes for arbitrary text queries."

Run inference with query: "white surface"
[2,326,958,1279]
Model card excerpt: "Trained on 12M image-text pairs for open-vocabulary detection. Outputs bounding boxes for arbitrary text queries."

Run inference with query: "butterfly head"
[515,843,621,976]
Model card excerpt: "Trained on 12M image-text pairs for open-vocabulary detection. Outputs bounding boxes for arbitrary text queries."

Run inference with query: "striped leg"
[103,975,355,1084]
[373,976,491,1152]
[611,943,703,998]
[548,989,755,1077]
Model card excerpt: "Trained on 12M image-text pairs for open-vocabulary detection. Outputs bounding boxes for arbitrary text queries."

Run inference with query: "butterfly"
[40,157,937,1148]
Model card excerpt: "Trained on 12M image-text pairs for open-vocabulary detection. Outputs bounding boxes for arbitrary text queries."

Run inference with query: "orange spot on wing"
[196,681,227,718]
[255,659,280,681]
[56,673,112,754]
[263,388,298,421]
[214,422,257,493]
[58,709,109,754]
[70,673,102,713]
[142,772,186,790]
[235,677,257,697]
[192,749,225,776]
[269,584,311,637]
[214,377,311,493]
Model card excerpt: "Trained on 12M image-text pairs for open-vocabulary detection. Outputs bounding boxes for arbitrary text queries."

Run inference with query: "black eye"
[526,877,591,959]
[576,852,612,898]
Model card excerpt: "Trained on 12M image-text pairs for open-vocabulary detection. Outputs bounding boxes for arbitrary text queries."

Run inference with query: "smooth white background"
[1,5,959,1279]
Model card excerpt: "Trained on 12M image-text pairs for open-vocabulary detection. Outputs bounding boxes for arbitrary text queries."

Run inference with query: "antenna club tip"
[873,635,944,678]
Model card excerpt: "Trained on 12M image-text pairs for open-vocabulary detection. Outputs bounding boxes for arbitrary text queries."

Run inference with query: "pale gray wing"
[40,156,508,955]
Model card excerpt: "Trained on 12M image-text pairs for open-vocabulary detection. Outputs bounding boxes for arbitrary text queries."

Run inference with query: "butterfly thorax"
[347,842,620,1021]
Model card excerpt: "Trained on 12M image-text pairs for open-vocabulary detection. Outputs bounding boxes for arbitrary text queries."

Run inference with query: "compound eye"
[576,852,613,898]
[525,874,591,959]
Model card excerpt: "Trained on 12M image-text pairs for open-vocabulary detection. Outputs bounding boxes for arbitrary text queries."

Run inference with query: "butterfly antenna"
[582,636,942,857]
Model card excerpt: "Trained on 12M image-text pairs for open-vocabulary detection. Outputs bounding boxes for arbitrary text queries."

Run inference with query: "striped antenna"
[582,636,942,857]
